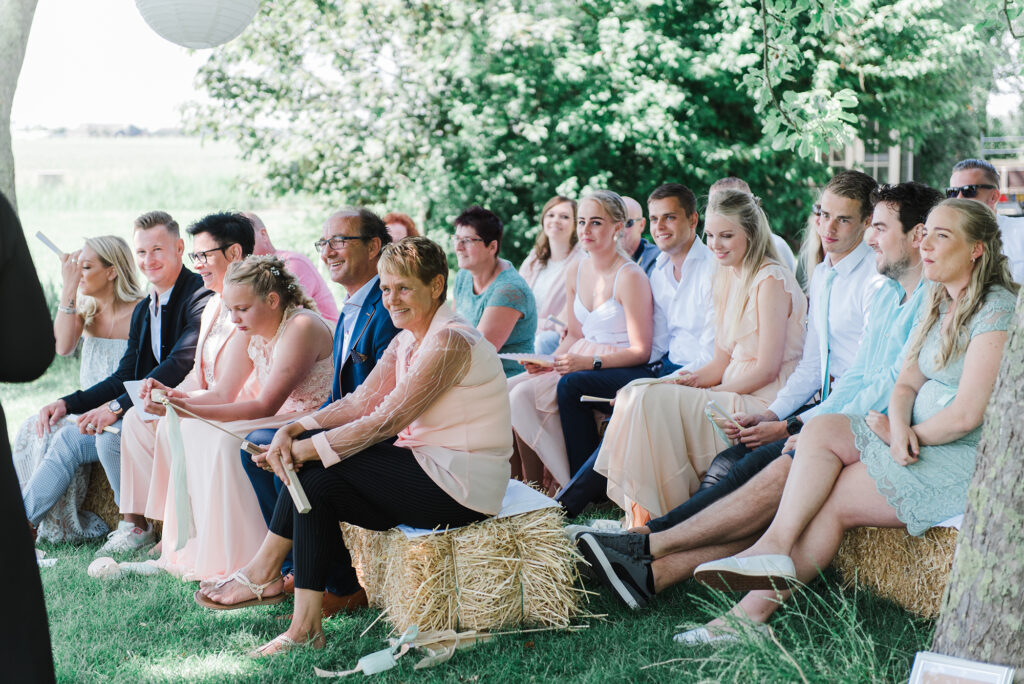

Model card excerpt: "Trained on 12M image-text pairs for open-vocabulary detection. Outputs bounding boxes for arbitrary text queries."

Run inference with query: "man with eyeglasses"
[26,211,211,545]
[244,211,340,324]
[240,208,399,619]
[948,158,1024,282]
[621,196,660,276]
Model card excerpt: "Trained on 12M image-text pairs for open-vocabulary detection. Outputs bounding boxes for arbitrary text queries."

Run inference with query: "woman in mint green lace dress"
[683,199,1018,643]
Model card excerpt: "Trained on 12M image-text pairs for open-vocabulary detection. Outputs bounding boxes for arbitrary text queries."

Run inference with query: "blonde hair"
[907,199,1018,368]
[223,255,318,312]
[797,212,824,292]
[707,189,781,339]
[379,237,449,303]
[78,235,145,327]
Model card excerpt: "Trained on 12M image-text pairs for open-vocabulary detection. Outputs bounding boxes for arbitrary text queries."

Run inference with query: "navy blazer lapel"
[347,286,382,365]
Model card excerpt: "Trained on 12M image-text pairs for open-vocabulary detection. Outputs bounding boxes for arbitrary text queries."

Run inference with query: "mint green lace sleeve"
[969,286,1018,337]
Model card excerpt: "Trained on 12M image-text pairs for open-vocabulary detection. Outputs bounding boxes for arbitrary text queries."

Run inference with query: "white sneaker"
[96,521,155,556]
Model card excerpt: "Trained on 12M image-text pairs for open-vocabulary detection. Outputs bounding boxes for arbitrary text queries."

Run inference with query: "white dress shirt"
[998,214,1024,283]
[767,240,884,419]
[149,286,174,363]
[340,275,378,363]
[649,237,717,371]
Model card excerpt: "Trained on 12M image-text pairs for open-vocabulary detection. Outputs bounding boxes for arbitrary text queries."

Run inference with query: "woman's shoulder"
[752,261,803,297]
[970,285,1019,336]
[281,308,332,343]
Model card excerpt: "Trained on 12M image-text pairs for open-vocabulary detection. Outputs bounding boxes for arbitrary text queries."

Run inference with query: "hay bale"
[834,526,958,618]
[82,467,120,532]
[341,507,586,633]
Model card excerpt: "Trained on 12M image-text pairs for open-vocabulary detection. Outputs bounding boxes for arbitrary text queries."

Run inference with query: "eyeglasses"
[452,236,485,248]
[946,184,998,199]
[625,218,642,228]
[314,235,366,252]
[811,204,822,217]
[188,244,235,265]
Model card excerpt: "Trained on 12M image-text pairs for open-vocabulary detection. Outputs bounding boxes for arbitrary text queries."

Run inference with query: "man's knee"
[760,454,792,489]
[52,425,98,468]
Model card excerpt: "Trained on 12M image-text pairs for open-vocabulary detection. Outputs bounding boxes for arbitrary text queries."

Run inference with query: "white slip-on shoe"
[96,522,155,556]
[693,554,798,592]
[673,623,771,646]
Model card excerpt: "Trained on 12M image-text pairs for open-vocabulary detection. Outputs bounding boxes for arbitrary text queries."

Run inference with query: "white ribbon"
[163,404,194,552]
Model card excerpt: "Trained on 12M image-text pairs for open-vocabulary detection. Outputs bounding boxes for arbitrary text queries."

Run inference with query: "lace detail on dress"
[200,300,234,388]
[247,307,333,415]
[15,336,127,542]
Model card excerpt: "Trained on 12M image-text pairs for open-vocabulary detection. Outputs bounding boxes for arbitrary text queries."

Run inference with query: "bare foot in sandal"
[251,631,326,657]
[196,569,285,609]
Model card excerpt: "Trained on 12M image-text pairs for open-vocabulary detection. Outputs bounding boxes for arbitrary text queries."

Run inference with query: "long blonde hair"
[224,255,318,313]
[708,189,781,340]
[79,235,145,327]
[907,199,1019,368]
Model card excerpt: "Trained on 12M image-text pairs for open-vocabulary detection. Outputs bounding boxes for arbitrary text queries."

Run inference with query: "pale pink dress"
[595,263,807,525]
[120,295,257,520]
[157,307,333,580]
[509,261,642,487]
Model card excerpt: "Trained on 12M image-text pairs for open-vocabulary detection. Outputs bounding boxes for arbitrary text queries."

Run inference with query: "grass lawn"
[36,536,933,683]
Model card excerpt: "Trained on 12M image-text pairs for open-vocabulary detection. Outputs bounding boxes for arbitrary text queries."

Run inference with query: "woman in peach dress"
[145,255,334,580]
[595,190,807,527]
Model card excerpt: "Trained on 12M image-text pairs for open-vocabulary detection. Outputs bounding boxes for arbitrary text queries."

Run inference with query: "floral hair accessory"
[270,267,281,276]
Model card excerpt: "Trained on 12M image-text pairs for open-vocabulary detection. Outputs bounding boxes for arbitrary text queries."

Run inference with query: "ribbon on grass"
[163,403,194,552]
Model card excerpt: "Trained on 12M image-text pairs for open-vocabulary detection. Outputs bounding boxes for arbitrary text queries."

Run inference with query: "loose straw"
[151,391,311,514]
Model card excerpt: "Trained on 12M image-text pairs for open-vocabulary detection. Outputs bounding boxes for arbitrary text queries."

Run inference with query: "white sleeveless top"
[572,260,630,347]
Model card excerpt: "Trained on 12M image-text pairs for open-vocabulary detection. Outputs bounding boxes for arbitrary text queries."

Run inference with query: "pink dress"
[120,295,256,520]
[595,263,807,525]
[157,307,333,580]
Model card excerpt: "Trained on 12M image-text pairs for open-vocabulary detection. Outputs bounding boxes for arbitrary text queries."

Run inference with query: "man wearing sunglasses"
[949,158,1024,282]
[621,196,660,276]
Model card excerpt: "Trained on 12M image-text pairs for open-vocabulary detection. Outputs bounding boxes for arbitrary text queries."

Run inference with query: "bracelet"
[57,304,77,315]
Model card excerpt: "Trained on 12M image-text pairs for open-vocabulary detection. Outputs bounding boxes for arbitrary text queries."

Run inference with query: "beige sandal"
[250,631,326,657]
[193,570,287,611]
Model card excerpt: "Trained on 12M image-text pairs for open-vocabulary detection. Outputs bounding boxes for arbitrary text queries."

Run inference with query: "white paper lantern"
[135,0,262,49]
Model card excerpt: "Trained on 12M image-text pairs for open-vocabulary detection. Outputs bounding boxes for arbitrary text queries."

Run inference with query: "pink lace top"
[247,307,333,415]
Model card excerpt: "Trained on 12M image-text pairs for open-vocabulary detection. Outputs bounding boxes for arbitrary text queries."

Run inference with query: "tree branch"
[1005,0,1024,39]
[760,0,797,130]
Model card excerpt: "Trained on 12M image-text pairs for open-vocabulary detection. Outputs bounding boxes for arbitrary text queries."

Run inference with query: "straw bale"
[341,507,586,633]
[82,467,120,531]
[834,526,958,618]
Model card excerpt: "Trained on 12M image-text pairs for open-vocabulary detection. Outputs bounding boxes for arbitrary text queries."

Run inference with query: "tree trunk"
[932,292,1024,678]
[0,0,39,211]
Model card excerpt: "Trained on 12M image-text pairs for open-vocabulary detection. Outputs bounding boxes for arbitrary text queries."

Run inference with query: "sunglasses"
[946,184,997,199]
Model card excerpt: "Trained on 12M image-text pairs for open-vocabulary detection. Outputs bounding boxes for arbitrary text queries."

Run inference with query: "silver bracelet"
[58,304,77,315]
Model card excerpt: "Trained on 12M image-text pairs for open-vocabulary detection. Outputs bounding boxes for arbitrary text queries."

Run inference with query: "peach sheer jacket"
[298,303,513,515]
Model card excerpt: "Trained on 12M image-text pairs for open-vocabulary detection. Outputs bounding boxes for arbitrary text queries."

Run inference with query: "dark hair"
[187,212,256,257]
[533,196,578,266]
[134,210,179,237]
[454,206,503,252]
[951,158,1000,186]
[382,212,418,238]
[354,208,392,247]
[379,237,450,303]
[871,182,945,234]
[647,183,697,217]
[824,170,877,221]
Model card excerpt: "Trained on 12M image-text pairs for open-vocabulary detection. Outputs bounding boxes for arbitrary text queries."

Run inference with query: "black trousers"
[269,441,488,591]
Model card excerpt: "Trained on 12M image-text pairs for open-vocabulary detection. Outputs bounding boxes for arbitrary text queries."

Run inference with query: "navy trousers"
[242,428,362,596]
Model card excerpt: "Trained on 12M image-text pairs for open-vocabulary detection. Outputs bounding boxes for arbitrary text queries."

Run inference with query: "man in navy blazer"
[241,208,399,617]
[26,211,211,536]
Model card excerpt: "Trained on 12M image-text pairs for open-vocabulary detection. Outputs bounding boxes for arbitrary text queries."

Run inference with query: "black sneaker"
[577,532,654,609]
[582,530,651,561]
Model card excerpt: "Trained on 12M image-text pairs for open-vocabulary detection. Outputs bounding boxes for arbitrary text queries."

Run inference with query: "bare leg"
[283,589,324,643]
[199,532,293,604]
[738,415,860,558]
[648,456,791,558]
[709,461,902,628]
[652,536,758,593]
[124,513,147,528]
[513,432,548,489]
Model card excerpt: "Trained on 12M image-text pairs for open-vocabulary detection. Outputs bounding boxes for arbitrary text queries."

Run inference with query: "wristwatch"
[592,355,602,370]
[785,415,802,435]
[107,399,124,416]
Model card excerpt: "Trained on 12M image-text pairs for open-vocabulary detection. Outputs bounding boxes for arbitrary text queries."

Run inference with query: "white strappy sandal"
[193,570,287,611]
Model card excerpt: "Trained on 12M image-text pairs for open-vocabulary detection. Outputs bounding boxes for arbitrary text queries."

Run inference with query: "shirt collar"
[825,240,872,276]
[653,235,711,271]
[343,275,378,309]
[151,285,174,308]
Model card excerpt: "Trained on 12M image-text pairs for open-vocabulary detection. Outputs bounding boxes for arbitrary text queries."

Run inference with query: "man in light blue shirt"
[574,182,945,609]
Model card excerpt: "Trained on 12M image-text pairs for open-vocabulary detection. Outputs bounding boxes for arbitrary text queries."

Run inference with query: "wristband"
[58,304,77,315]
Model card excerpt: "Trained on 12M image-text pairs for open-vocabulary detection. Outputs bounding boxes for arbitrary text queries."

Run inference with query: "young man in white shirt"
[947,158,1024,282]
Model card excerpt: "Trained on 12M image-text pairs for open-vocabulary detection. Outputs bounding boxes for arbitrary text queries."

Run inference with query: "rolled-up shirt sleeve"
[301,327,473,467]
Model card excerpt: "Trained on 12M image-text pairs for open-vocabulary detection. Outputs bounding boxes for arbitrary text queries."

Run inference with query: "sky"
[10,0,1023,130]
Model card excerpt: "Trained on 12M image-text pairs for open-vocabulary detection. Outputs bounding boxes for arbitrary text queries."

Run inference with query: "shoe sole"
[577,534,646,610]
[193,589,289,611]
[693,567,798,592]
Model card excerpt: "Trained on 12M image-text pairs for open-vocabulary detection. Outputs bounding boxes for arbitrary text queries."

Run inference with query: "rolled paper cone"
[64,417,120,435]
[240,440,263,456]
[35,231,63,257]
[286,468,312,514]
[150,389,166,402]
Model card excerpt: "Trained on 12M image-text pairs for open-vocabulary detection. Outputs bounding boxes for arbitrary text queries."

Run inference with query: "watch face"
[108,400,121,413]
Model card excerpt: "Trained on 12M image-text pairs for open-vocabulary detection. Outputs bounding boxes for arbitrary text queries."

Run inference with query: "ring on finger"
[87,423,96,431]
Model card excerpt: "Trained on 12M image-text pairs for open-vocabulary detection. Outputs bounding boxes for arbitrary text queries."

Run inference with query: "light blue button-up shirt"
[802,276,928,420]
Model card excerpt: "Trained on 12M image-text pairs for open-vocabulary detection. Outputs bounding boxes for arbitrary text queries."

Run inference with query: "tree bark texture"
[932,292,1024,678]
[0,0,39,212]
